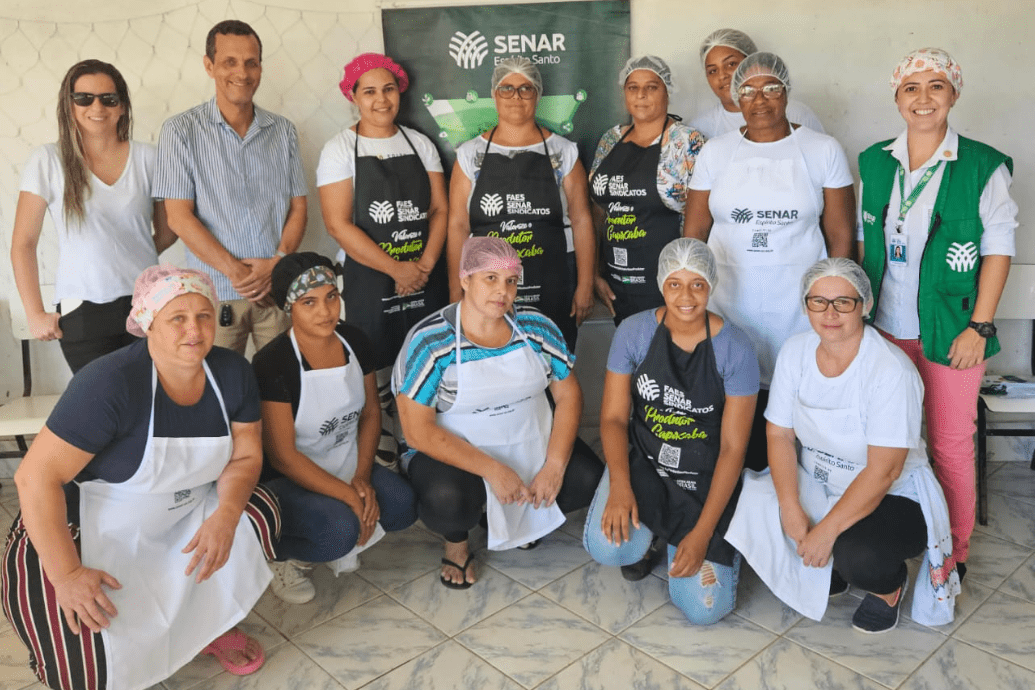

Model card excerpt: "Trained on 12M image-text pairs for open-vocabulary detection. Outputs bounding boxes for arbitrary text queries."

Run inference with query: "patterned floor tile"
[953,590,1035,672]
[900,638,1035,690]
[540,560,669,633]
[537,637,704,690]
[715,638,884,690]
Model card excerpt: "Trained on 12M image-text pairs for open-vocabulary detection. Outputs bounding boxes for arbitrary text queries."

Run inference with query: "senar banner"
[382,1,631,172]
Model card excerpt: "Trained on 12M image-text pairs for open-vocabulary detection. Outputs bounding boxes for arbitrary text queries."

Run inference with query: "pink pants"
[879,331,984,563]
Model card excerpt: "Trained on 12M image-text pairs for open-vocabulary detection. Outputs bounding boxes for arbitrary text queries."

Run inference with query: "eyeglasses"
[71,92,121,107]
[804,296,862,313]
[496,84,537,100]
[737,84,786,101]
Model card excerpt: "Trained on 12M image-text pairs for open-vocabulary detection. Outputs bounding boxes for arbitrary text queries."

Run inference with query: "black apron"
[347,124,447,369]
[590,118,682,324]
[628,311,740,565]
[468,126,575,348]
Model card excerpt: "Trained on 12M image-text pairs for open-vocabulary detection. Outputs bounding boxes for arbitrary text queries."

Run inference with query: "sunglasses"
[71,92,121,107]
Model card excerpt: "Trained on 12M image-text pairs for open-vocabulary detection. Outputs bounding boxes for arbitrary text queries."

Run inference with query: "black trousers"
[407,436,604,543]
[57,296,135,373]
[833,493,927,594]
[743,389,770,472]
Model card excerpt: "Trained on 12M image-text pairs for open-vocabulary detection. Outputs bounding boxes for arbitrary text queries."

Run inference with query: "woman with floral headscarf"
[857,48,1017,583]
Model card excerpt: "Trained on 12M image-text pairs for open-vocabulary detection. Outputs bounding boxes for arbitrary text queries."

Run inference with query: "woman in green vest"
[857,48,1017,582]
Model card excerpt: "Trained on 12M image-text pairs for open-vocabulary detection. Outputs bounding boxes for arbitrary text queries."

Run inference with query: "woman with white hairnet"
[726,258,959,634]
[588,56,706,324]
[584,238,759,624]
[684,51,855,473]
[447,56,596,352]
[858,49,1017,583]
[689,29,824,139]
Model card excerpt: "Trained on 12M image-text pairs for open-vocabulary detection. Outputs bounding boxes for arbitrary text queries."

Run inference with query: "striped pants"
[1,485,280,690]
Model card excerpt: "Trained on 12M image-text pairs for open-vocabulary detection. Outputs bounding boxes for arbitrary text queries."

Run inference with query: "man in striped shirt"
[156,19,308,354]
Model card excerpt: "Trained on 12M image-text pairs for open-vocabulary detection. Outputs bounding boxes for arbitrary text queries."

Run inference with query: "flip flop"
[201,629,265,676]
[517,539,542,550]
[440,553,476,589]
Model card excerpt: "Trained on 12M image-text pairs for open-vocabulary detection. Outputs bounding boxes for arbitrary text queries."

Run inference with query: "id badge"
[889,235,908,266]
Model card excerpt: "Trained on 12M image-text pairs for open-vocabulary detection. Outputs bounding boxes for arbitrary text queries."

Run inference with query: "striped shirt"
[392,303,575,413]
[154,98,308,300]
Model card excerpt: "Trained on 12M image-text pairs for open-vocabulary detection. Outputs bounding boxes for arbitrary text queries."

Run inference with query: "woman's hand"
[52,565,121,635]
[594,276,616,317]
[670,527,709,578]
[600,481,639,545]
[528,461,565,509]
[183,508,239,583]
[27,310,62,341]
[393,261,429,296]
[486,462,532,505]
[778,500,811,547]
[796,519,838,568]
[948,327,986,370]
[570,284,595,325]
[352,476,380,545]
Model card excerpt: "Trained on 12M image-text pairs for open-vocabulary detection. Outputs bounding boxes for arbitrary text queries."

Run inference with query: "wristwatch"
[968,321,997,338]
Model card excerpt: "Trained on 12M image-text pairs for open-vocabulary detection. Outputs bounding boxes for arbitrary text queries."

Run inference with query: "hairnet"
[619,55,677,95]
[890,47,963,95]
[491,56,543,96]
[339,53,410,102]
[271,252,337,312]
[657,238,717,293]
[800,258,874,314]
[127,265,218,337]
[459,236,522,279]
[730,51,791,103]
[699,28,757,65]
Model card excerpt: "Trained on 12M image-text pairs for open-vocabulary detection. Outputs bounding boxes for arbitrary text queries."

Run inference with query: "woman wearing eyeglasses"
[726,258,958,634]
[11,60,175,373]
[682,52,855,472]
[447,57,595,351]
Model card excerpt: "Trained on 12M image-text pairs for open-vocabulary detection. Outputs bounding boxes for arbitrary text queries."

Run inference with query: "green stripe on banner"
[382,1,631,172]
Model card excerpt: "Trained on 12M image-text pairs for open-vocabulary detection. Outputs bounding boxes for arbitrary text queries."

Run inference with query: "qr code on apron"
[658,443,681,468]
[813,465,829,483]
[613,247,628,267]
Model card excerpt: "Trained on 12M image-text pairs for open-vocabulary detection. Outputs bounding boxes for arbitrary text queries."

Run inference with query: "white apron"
[78,362,271,690]
[437,310,565,550]
[289,329,384,576]
[707,129,826,385]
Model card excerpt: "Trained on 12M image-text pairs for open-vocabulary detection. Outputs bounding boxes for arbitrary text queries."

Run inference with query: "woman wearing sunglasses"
[726,258,958,634]
[682,52,855,472]
[11,60,175,373]
[447,57,595,352]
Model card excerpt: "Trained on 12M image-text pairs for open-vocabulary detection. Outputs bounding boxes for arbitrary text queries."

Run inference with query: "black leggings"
[406,437,604,543]
[833,493,927,594]
[744,388,770,472]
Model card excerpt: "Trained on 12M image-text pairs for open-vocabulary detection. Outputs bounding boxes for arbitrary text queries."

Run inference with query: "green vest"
[858,135,1011,365]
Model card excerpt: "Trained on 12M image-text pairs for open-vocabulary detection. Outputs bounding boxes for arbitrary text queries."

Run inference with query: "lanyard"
[895,160,942,232]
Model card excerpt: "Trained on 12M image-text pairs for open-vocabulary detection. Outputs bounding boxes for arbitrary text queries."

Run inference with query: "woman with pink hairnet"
[393,237,603,588]
[858,48,1018,584]
[318,52,449,469]
[3,266,281,689]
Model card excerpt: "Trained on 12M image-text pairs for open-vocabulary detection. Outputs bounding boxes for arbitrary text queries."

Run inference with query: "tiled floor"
[1,449,1034,690]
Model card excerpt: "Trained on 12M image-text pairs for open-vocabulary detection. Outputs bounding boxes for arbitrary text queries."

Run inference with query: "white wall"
[1,0,1031,398]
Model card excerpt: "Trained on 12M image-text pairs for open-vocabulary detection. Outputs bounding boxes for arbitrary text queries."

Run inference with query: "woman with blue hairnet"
[447,57,596,352]
[726,258,959,634]
[588,56,706,324]
[584,238,759,624]
[857,49,1017,583]
[689,29,824,139]
[683,52,855,473]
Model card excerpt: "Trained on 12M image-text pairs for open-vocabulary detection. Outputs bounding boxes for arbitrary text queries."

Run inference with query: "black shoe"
[621,536,663,582]
[956,562,967,583]
[852,579,907,634]
[829,569,849,598]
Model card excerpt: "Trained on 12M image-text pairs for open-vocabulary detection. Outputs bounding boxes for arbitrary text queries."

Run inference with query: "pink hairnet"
[126,265,218,337]
[339,53,410,102]
[459,236,522,279]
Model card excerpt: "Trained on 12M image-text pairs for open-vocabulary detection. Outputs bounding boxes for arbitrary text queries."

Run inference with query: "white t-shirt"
[315,124,443,187]
[689,99,826,141]
[455,132,579,252]
[20,142,159,304]
[765,326,928,498]
[855,126,1018,339]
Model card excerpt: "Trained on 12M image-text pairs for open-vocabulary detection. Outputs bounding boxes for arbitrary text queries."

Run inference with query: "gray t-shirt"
[606,308,760,397]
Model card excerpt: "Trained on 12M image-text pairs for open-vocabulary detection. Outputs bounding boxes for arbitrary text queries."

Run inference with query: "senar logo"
[591,173,608,197]
[945,242,978,272]
[369,200,395,224]
[449,31,489,69]
[636,374,660,401]
[480,193,504,216]
[730,208,754,224]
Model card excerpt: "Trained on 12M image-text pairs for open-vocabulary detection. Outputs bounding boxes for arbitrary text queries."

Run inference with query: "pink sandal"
[201,629,265,676]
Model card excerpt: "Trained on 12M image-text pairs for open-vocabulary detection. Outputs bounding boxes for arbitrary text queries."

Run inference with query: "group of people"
[4,16,1017,690]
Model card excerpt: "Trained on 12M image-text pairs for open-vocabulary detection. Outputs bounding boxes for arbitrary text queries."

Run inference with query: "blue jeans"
[583,469,740,625]
[267,465,416,562]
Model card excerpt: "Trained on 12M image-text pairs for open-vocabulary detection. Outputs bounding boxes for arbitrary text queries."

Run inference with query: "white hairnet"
[619,55,677,95]
[730,52,791,103]
[459,236,522,279]
[699,28,757,65]
[657,238,717,293]
[800,258,873,314]
[491,56,543,96]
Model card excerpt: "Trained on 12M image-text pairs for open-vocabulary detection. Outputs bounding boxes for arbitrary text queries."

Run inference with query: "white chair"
[0,287,62,461]
[976,264,1035,525]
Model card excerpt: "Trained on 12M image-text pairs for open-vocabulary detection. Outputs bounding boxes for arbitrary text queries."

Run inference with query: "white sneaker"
[269,560,315,604]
